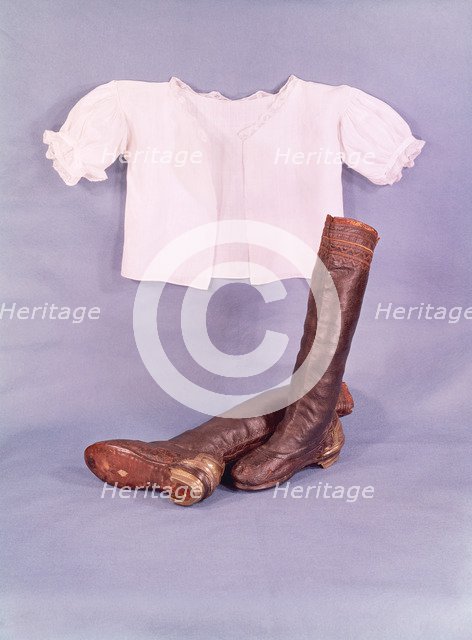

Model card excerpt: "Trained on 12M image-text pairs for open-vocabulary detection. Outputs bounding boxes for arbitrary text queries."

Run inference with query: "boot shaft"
[272,216,379,449]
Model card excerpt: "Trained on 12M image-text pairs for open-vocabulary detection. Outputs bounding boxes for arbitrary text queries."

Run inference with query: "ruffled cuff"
[381,136,426,186]
[43,130,107,186]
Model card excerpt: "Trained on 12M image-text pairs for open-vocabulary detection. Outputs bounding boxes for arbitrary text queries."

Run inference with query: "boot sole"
[84,442,223,506]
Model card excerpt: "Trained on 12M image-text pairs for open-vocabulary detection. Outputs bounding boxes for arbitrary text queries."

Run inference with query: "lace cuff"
[382,136,426,186]
[43,130,107,186]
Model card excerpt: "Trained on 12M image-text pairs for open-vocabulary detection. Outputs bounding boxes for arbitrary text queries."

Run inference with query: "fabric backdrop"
[1,1,471,639]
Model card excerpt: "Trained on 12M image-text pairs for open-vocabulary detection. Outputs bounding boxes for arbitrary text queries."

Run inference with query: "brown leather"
[84,383,353,505]
[231,216,379,490]
[167,380,353,461]
[85,439,225,506]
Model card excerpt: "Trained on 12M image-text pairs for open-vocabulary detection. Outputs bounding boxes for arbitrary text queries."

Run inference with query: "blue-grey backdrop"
[1,1,471,639]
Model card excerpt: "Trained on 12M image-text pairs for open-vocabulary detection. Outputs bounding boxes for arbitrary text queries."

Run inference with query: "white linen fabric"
[43,76,425,288]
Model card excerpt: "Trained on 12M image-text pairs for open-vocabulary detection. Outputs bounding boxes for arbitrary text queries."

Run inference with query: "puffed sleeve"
[340,87,425,185]
[43,81,127,186]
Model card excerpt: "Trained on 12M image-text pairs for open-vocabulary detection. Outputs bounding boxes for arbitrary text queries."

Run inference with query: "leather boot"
[84,383,353,506]
[231,216,379,490]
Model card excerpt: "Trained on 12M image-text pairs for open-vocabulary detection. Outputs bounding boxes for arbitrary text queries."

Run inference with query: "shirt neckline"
[169,75,299,141]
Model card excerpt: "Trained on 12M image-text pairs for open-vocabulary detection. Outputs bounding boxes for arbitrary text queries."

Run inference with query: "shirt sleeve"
[43,81,127,186]
[339,87,425,185]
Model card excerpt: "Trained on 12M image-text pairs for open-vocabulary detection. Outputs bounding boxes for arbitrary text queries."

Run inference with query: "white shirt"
[43,75,425,288]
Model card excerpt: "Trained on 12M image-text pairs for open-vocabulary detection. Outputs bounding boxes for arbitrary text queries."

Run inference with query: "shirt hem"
[121,270,312,288]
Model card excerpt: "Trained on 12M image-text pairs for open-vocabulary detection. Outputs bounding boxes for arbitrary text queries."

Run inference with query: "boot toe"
[84,441,108,473]
[84,439,153,487]
[84,440,130,474]
[231,451,278,489]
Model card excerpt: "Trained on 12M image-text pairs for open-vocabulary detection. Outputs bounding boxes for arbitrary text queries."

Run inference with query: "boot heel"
[169,454,224,506]
[318,452,340,469]
[315,416,344,469]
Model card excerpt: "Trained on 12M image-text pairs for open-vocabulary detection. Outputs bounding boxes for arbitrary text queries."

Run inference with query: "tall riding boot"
[231,216,379,490]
